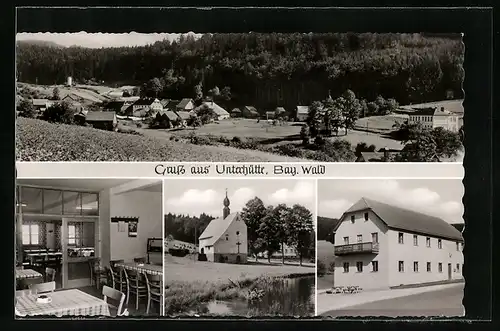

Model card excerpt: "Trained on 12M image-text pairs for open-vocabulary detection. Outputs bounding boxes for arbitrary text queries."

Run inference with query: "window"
[456,242,460,251]
[364,212,369,221]
[438,239,442,249]
[357,235,363,243]
[426,237,431,247]
[351,215,355,223]
[343,262,349,273]
[456,263,460,272]
[225,234,229,241]
[371,232,378,243]
[343,237,349,245]
[22,224,39,245]
[438,263,443,273]
[427,262,431,272]
[398,232,404,244]
[413,261,419,272]
[372,261,379,272]
[398,261,404,272]
[413,234,418,246]
[356,262,363,272]
[68,225,76,245]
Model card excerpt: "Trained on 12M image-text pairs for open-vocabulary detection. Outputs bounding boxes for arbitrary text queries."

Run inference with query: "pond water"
[190,276,315,317]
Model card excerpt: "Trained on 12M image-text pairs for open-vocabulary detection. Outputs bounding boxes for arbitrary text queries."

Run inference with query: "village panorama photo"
[16,31,464,162]
[163,179,316,317]
[316,178,464,317]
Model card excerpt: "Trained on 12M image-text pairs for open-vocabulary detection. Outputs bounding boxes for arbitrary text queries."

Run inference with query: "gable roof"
[32,99,50,106]
[134,98,159,106]
[162,110,179,121]
[231,108,241,113]
[177,98,194,109]
[175,111,190,120]
[340,197,463,241]
[275,107,286,113]
[62,94,80,102]
[199,212,239,246]
[243,106,258,113]
[357,152,385,162]
[202,101,229,116]
[160,99,171,107]
[85,111,116,122]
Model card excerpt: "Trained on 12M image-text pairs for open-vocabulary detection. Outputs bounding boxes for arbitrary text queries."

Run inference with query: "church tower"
[223,189,230,219]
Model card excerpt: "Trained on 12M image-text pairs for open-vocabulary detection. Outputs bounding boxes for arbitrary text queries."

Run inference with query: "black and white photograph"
[16,31,464,162]
[163,179,315,317]
[15,179,164,317]
[316,178,464,317]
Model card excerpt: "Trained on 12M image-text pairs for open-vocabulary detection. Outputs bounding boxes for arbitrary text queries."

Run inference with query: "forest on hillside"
[164,213,214,244]
[16,33,464,109]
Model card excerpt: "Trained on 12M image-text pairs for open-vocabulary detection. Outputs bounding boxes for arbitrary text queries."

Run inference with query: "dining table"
[16,269,43,280]
[15,289,110,317]
[114,261,163,276]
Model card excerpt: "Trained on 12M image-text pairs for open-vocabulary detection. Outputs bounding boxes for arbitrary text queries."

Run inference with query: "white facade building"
[333,197,464,290]
[198,191,248,264]
[408,107,460,132]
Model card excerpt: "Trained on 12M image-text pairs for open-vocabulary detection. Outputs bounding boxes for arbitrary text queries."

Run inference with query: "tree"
[193,82,203,104]
[286,204,313,266]
[306,101,324,138]
[325,97,343,136]
[268,204,291,265]
[341,89,361,134]
[208,86,220,101]
[240,197,268,261]
[355,142,376,157]
[17,99,36,118]
[300,124,311,145]
[257,206,282,263]
[52,87,60,100]
[145,78,163,97]
[41,101,75,124]
[220,86,232,102]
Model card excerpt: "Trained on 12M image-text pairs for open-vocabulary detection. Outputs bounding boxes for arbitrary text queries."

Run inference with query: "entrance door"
[448,263,452,280]
[61,218,98,289]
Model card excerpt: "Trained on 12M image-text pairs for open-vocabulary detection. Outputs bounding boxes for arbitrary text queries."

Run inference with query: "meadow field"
[16,118,309,162]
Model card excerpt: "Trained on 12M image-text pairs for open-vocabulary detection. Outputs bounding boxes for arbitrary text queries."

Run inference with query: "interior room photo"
[15,178,163,317]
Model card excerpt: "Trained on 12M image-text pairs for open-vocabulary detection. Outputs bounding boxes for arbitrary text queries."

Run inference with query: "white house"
[296,106,309,122]
[332,197,464,290]
[176,98,195,112]
[198,191,248,264]
[408,107,460,132]
[132,98,163,117]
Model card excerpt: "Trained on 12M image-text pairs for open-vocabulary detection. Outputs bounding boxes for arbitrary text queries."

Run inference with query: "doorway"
[447,263,452,280]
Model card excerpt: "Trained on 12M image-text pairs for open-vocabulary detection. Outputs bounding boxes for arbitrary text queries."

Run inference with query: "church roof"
[198,212,239,246]
[339,197,463,241]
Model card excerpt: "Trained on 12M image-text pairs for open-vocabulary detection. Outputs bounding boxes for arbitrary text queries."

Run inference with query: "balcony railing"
[334,242,379,255]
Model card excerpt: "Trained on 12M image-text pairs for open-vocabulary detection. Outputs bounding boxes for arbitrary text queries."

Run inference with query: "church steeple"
[223,189,230,219]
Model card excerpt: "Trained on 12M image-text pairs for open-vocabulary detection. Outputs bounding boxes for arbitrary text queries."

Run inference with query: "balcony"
[334,242,379,256]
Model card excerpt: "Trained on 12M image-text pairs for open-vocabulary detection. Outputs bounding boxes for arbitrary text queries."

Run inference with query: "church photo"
[163,179,316,317]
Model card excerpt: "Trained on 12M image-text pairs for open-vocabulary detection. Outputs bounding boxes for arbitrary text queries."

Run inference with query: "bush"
[317,260,326,277]
[189,133,213,146]
[272,144,305,158]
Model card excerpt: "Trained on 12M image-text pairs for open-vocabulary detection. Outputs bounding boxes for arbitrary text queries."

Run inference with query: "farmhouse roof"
[203,101,229,116]
[296,106,309,114]
[163,110,179,121]
[244,106,258,113]
[160,99,171,107]
[134,98,159,106]
[410,107,455,117]
[175,111,190,120]
[357,152,385,162]
[177,98,193,109]
[231,108,241,113]
[62,94,80,102]
[85,111,116,122]
[341,197,463,241]
[198,212,239,246]
[32,99,50,106]
[275,107,286,113]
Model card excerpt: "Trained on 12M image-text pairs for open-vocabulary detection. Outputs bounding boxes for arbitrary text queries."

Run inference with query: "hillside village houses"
[198,190,248,264]
[84,111,118,131]
[296,106,310,122]
[408,106,461,132]
[332,197,463,290]
[32,99,54,112]
[131,98,163,117]
[176,98,195,112]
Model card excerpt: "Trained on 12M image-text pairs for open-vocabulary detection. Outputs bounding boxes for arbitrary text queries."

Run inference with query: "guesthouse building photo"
[15,179,163,317]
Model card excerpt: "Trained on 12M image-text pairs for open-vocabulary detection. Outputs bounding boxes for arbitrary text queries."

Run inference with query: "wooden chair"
[16,265,24,270]
[110,259,124,268]
[89,258,107,290]
[108,264,127,293]
[16,289,35,297]
[133,257,146,263]
[45,267,56,282]
[123,268,148,311]
[102,285,125,317]
[144,273,163,315]
[30,281,56,294]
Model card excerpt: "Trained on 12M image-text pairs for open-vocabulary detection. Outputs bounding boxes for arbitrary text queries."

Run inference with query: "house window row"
[343,232,379,245]
[398,232,461,250]
[343,261,378,273]
[398,261,463,273]
[350,212,370,224]
[411,116,433,122]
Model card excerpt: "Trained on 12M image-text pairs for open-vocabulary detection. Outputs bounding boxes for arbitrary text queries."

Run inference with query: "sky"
[164,179,316,219]
[318,179,464,224]
[16,32,202,48]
